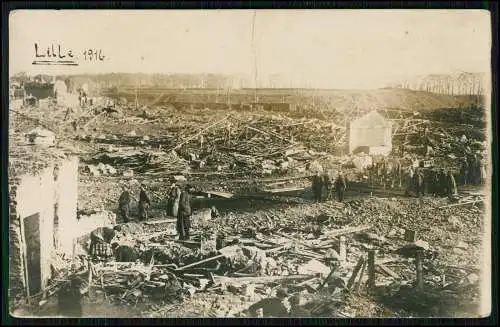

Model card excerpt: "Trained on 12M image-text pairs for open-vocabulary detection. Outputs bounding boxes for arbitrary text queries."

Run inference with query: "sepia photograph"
[7,9,492,318]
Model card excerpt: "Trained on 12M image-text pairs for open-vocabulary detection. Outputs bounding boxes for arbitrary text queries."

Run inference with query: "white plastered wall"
[55,157,79,256]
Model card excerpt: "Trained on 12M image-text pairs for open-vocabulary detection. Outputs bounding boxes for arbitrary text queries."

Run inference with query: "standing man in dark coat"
[472,154,482,185]
[321,172,332,201]
[460,157,470,185]
[118,185,131,223]
[437,169,448,196]
[429,169,439,196]
[413,168,425,197]
[138,183,151,221]
[311,172,323,202]
[177,185,192,240]
[334,172,347,202]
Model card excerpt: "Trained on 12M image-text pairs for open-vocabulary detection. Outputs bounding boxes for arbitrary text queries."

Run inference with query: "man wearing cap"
[334,172,347,202]
[138,183,151,221]
[246,288,289,318]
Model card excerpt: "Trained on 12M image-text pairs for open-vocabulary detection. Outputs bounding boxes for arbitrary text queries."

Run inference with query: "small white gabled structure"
[349,111,392,156]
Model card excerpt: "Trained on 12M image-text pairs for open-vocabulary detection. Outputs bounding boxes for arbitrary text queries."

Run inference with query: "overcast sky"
[9,10,491,89]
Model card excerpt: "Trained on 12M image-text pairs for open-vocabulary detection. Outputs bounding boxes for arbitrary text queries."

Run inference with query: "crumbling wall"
[7,158,77,298]
[8,177,26,301]
[39,166,56,290]
[54,157,79,256]
[10,167,55,297]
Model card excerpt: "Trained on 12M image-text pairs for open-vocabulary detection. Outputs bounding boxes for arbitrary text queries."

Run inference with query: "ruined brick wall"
[8,177,26,302]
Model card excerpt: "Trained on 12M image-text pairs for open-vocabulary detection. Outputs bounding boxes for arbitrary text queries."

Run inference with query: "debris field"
[9,95,488,318]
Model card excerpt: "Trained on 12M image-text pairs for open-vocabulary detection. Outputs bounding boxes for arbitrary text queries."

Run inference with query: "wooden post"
[339,236,346,262]
[415,250,424,291]
[354,260,367,294]
[367,250,377,289]
[346,256,365,290]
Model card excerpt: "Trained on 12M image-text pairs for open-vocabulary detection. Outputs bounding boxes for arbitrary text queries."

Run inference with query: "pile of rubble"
[76,110,347,178]
[83,149,190,177]
[39,195,483,317]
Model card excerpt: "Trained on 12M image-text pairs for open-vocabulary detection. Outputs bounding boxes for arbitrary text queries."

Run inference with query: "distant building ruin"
[349,111,392,156]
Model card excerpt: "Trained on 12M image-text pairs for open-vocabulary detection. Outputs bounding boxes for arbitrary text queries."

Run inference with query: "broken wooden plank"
[264,245,288,254]
[377,263,400,279]
[355,260,367,293]
[347,256,365,290]
[232,272,259,277]
[275,232,315,249]
[289,250,323,260]
[296,276,320,288]
[175,254,225,271]
[317,267,336,291]
[182,273,206,278]
[143,218,177,226]
[265,187,306,194]
[438,199,484,209]
[171,115,231,151]
[174,240,201,246]
[322,225,372,239]
[244,125,294,144]
[204,191,234,199]
[214,274,314,285]
[368,250,377,289]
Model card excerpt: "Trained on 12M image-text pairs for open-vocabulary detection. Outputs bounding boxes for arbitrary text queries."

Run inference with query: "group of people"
[117,179,194,241]
[78,90,88,107]
[406,167,458,198]
[118,183,151,223]
[311,171,347,203]
[460,154,487,186]
[367,157,404,189]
